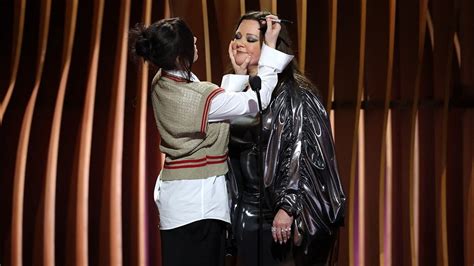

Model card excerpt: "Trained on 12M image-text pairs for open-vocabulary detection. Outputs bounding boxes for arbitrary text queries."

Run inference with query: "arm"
[270,93,303,244]
[219,13,286,92]
[208,44,293,122]
[271,89,346,248]
[208,15,293,122]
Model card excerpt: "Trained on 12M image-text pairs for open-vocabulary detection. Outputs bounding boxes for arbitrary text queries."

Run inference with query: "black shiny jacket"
[227,82,346,250]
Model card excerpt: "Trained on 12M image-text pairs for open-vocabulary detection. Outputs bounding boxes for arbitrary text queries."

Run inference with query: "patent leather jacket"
[227,82,346,251]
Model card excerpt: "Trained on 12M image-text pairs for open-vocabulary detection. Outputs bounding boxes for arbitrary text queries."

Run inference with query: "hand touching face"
[232,19,262,74]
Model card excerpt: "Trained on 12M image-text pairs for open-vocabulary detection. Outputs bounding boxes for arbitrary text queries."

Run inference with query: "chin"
[234,55,247,65]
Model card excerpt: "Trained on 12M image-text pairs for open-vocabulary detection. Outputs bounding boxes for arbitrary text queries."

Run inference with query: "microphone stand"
[249,76,263,266]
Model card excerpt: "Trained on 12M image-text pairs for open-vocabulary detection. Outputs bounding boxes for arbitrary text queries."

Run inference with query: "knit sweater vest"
[151,70,229,181]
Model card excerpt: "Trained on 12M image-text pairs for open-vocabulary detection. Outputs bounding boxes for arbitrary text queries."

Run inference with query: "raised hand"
[263,15,282,48]
[228,40,251,75]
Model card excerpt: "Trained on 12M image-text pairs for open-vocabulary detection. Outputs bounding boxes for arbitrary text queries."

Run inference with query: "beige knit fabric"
[151,70,229,181]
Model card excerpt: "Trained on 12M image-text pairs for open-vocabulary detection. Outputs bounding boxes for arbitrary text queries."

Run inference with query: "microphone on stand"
[249,75,264,266]
[249,75,262,113]
[249,75,261,91]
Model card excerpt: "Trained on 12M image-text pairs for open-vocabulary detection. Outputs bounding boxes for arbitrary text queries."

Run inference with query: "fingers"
[228,40,250,74]
[233,55,250,75]
[240,56,250,69]
[263,15,281,48]
[271,226,292,244]
[271,226,278,242]
[272,209,294,244]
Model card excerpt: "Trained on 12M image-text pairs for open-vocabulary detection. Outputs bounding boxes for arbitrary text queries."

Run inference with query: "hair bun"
[129,23,153,61]
[135,31,153,60]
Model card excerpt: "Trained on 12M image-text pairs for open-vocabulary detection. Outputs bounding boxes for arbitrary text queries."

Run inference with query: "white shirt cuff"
[221,74,249,92]
[259,43,294,73]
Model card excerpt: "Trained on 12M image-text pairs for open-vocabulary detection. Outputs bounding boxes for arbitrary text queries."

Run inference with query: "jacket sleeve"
[271,92,304,217]
[269,88,346,246]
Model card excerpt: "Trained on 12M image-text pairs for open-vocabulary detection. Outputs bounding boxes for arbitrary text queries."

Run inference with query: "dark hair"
[233,11,319,97]
[129,17,195,80]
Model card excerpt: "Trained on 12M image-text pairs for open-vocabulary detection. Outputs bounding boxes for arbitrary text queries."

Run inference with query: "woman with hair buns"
[226,11,346,265]
[128,16,292,266]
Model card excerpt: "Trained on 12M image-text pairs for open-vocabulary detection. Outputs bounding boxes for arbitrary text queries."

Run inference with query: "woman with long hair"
[227,11,346,265]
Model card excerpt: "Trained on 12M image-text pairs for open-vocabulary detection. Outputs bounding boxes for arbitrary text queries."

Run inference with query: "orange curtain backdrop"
[0,0,472,265]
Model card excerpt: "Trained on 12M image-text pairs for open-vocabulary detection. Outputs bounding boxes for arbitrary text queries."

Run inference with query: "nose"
[234,39,244,47]
[194,36,197,43]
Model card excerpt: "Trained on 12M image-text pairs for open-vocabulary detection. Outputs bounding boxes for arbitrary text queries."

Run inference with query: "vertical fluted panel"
[446,108,465,266]
[418,8,436,266]
[459,0,474,93]
[259,0,275,13]
[201,0,212,82]
[40,1,78,265]
[296,0,307,73]
[392,1,427,265]
[146,3,169,266]
[460,2,474,264]
[276,1,299,66]
[0,0,26,123]
[208,0,242,84]
[384,111,394,266]
[69,0,104,264]
[363,0,395,265]
[304,0,337,109]
[432,0,456,264]
[129,0,151,265]
[326,0,337,112]
[1,1,473,265]
[464,111,474,266]
[10,0,52,265]
[333,0,366,265]
[99,0,130,264]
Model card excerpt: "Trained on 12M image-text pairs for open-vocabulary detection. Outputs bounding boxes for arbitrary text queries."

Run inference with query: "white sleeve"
[208,44,294,122]
[220,74,248,92]
[257,44,294,108]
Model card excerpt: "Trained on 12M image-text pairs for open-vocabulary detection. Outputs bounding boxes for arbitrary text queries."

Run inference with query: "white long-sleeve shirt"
[155,44,294,230]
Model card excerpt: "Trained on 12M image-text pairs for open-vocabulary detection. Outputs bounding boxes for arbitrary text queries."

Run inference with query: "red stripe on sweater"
[163,157,228,169]
[165,153,228,165]
[201,88,225,133]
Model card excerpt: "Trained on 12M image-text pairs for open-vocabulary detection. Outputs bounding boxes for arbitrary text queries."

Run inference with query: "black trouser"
[160,219,226,266]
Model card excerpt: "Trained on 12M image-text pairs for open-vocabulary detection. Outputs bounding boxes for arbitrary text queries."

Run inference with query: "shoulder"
[178,81,223,99]
[295,87,328,118]
[189,81,219,92]
[269,83,327,116]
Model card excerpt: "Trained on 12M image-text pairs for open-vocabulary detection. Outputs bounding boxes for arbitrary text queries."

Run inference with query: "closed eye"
[247,36,259,42]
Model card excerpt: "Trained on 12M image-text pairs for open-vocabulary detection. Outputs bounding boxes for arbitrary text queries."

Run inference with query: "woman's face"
[233,19,262,73]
